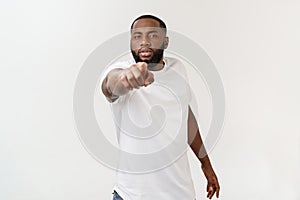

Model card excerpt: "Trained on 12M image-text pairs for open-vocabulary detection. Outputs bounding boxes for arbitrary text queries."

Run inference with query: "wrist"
[103,76,119,102]
[107,84,119,101]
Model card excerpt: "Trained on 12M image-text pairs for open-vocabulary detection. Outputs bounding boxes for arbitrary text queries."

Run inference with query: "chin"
[140,58,152,63]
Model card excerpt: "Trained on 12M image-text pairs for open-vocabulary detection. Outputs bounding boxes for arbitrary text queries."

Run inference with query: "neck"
[148,60,165,71]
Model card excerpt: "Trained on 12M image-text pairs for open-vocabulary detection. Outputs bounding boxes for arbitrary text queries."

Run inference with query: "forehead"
[131,18,165,35]
[131,27,164,34]
[132,18,161,29]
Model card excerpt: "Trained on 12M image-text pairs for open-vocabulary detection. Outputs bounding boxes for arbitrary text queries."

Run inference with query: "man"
[101,14,220,200]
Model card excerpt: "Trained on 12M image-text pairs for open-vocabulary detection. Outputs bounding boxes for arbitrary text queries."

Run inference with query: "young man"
[101,15,220,200]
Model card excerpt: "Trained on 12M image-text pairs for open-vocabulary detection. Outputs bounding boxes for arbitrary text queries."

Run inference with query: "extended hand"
[106,62,154,98]
[119,62,154,90]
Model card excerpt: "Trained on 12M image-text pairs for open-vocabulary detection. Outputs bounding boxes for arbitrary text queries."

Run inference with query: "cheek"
[153,39,165,47]
[130,41,139,50]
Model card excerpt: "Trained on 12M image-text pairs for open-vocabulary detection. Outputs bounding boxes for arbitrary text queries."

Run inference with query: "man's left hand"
[201,165,220,199]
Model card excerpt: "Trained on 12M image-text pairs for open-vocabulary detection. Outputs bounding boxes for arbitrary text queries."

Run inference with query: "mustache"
[138,48,153,53]
[131,48,164,69]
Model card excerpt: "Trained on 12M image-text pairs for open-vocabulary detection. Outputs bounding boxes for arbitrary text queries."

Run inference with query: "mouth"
[138,48,153,58]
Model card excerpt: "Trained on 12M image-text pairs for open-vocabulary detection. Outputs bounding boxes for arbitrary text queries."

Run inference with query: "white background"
[1,0,300,199]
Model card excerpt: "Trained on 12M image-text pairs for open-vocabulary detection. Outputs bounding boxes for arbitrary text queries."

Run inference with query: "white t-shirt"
[101,57,196,200]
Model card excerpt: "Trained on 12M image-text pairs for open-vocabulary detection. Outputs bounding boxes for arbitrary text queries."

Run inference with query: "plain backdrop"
[1,0,300,199]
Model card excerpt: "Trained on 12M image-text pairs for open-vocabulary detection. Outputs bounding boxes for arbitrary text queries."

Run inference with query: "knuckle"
[122,81,128,87]
[130,64,137,69]
[127,76,133,81]
[127,73,133,80]
[120,75,126,81]
[136,75,143,81]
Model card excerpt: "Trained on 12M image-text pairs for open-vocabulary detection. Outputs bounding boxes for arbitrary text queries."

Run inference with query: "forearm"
[189,129,213,168]
[101,69,128,102]
[188,106,213,168]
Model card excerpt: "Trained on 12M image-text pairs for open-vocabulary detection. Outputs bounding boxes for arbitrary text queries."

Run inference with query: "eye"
[148,33,159,39]
[133,34,141,40]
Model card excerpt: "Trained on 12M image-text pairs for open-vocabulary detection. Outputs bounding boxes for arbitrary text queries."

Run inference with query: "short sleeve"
[99,60,135,103]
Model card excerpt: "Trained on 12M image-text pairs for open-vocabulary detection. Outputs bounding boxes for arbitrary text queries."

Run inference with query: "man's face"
[130,18,168,69]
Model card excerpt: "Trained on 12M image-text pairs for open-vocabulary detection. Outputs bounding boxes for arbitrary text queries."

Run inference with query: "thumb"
[144,71,154,86]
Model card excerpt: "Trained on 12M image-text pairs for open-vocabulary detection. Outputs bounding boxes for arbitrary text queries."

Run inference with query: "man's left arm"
[188,106,220,199]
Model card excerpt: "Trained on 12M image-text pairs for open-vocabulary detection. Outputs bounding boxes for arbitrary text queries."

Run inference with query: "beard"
[131,45,164,69]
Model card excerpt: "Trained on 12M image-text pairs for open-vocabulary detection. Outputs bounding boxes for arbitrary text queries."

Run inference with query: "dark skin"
[188,106,220,199]
[130,19,168,70]
[102,18,220,199]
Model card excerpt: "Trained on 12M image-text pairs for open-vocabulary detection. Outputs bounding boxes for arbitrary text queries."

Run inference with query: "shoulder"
[164,56,188,76]
[164,56,184,67]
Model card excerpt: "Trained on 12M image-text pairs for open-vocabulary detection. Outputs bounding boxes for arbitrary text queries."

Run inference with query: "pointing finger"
[130,67,145,86]
[135,62,148,76]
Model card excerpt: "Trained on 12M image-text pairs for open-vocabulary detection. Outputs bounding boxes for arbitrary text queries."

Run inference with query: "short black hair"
[130,14,167,33]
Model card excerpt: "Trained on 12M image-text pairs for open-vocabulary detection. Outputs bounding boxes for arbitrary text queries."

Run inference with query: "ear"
[163,36,169,49]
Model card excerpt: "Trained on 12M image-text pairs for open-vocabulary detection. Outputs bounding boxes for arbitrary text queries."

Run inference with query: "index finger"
[135,62,148,74]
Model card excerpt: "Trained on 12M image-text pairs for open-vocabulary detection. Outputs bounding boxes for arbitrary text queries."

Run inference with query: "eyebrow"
[132,30,159,35]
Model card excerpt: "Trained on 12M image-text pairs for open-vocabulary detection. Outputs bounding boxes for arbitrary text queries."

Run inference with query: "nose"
[140,36,150,47]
